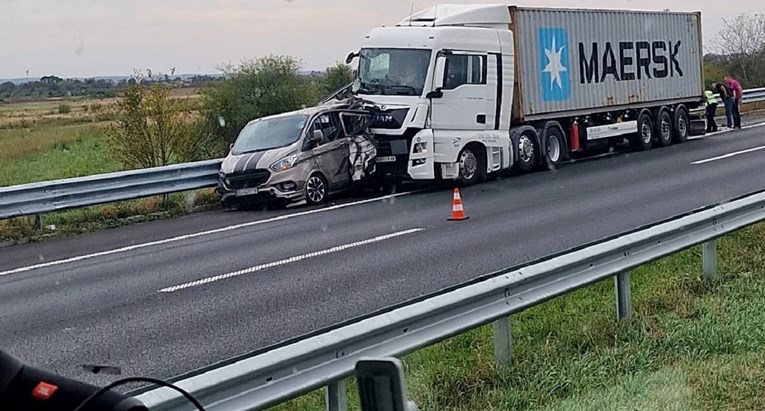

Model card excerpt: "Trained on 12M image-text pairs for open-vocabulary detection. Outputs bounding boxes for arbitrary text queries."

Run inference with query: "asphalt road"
[2,118,765,389]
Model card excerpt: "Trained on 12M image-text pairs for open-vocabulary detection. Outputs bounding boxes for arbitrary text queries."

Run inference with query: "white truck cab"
[351,5,516,185]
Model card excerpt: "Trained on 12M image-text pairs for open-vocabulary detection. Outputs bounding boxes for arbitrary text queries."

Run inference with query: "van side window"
[311,112,344,144]
[443,55,487,90]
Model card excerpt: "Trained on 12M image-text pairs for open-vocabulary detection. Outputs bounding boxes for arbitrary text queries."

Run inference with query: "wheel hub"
[519,137,534,163]
[306,177,325,203]
[460,150,478,180]
[547,135,560,162]
[641,122,652,143]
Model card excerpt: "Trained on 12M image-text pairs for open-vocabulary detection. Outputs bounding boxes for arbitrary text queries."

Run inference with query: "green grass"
[0,125,119,186]
[270,224,765,411]
[0,106,218,244]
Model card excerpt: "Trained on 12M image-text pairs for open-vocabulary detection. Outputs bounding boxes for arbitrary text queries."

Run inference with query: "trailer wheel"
[673,106,690,144]
[514,130,537,172]
[630,112,654,151]
[656,109,673,147]
[544,127,564,168]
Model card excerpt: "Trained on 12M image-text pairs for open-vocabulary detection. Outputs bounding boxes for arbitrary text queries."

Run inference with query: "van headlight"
[270,156,299,172]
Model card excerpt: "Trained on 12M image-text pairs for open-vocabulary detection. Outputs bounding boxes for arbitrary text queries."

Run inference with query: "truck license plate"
[375,156,396,163]
[236,187,259,197]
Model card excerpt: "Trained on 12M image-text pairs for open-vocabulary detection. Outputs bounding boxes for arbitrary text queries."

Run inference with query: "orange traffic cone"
[448,188,469,221]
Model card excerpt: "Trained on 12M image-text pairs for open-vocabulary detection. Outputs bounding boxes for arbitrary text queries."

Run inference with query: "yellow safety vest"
[705,90,717,105]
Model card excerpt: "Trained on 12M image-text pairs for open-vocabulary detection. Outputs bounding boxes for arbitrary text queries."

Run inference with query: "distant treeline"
[0,75,223,101]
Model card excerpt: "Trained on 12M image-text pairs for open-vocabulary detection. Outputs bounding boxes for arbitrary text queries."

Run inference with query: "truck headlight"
[270,156,298,172]
[413,142,428,154]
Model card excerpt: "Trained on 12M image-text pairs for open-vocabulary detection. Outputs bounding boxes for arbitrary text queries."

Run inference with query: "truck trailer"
[345,4,706,185]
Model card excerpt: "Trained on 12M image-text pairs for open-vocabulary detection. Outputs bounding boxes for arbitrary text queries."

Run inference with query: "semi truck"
[343,4,706,185]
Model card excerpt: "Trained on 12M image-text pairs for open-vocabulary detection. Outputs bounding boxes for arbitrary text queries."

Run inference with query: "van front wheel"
[305,174,328,205]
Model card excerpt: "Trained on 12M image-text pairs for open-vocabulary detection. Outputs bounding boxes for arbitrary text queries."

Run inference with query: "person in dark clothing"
[705,88,718,132]
[714,81,733,128]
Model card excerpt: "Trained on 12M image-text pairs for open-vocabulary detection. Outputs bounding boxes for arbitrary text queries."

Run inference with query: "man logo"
[539,28,571,101]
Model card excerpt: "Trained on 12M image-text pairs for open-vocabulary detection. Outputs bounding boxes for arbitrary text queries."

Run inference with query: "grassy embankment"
[0,93,218,244]
[271,223,765,411]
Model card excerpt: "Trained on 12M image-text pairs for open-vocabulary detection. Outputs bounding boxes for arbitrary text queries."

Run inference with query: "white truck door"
[429,51,488,131]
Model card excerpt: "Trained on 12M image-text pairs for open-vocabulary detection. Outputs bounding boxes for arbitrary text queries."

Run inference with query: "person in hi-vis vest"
[705,87,719,133]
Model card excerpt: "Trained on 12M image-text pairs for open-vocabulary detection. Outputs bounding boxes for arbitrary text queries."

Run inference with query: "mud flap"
[689,118,707,136]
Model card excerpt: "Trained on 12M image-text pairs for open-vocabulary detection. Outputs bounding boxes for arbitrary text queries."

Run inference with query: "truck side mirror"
[426,55,447,99]
[346,51,359,64]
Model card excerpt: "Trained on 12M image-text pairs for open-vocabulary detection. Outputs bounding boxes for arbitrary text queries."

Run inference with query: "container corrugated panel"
[512,7,703,119]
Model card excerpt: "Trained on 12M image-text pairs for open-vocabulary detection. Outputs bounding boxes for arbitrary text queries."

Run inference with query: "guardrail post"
[702,239,717,282]
[614,271,632,320]
[34,213,44,230]
[325,380,347,411]
[492,316,512,366]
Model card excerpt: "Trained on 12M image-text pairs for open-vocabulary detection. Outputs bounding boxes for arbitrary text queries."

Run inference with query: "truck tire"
[630,112,654,151]
[673,106,690,144]
[543,126,564,168]
[514,130,537,172]
[656,109,673,147]
[456,145,485,186]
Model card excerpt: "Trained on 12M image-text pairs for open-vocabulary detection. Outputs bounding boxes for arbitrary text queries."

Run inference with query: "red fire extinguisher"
[570,119,580,152]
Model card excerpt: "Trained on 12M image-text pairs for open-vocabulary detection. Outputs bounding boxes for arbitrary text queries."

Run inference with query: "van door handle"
[476,114,486,124]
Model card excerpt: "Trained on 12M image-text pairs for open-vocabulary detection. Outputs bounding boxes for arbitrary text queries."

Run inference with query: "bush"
[318,63,353,98]
[58,102,71,114]
[106,83,215,169]
[198,55,320,146]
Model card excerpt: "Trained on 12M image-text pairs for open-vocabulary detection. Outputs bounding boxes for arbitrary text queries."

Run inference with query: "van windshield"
[232,114,308,155]
[356,48,431,96]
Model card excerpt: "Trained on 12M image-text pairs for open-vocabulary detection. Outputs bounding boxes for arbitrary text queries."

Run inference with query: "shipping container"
[510,7,704,120]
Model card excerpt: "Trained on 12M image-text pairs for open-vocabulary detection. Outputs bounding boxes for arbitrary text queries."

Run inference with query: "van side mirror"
[311,129,325,144]
[427,55,447,99]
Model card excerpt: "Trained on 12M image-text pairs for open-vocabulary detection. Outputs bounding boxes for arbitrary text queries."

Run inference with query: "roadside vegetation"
[272,223,765,411]
[0,59,352,244]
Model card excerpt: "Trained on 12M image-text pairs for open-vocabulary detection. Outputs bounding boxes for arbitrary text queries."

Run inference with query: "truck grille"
[375,138,411,176]
[225,169,270,189]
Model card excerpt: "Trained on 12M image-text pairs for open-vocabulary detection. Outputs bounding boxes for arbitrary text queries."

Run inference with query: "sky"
[0,0,752,79]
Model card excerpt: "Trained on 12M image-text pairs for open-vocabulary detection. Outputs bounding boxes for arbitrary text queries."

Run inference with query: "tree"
[319,63,353,98]
[0,81,16,97]
[713,14,765,86]
[198,55,319,145]
[703,56,728,89]
[106,83,211,169]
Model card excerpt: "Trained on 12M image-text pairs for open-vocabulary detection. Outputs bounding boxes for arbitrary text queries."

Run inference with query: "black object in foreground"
[0,350,153,411]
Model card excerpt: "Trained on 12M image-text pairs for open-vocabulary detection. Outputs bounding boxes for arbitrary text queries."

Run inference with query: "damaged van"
[217,102,377,209]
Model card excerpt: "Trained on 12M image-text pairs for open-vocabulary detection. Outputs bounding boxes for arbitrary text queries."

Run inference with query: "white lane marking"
[0,191,416,278]
[691,145,765,165]
[158,228,424,293]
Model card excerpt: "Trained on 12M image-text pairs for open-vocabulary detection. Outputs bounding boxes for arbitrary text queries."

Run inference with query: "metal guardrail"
[135,189,765,411]
[1,87,763,222]
[714,86,765,104]
[0,159,222,220]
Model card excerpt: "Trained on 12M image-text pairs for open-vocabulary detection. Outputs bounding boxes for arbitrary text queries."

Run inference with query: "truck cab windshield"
[356,48,431,96]
[232,115,308,155]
